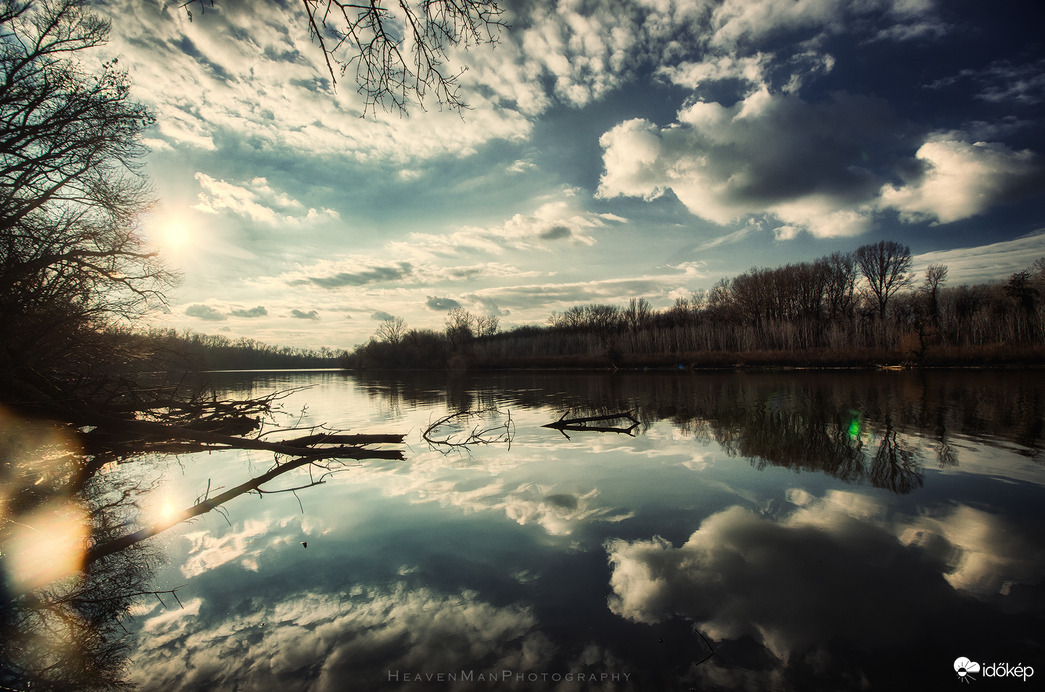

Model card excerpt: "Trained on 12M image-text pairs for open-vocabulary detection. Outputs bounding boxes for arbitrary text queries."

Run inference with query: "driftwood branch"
[542,410,640,440]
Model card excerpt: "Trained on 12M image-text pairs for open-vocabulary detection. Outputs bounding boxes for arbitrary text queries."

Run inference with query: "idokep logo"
[954,658,981,683]
[954,657,1035,683]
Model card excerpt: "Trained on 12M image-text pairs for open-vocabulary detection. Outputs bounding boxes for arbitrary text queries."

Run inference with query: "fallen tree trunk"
[70,415,405,495]
[86,415,404,456]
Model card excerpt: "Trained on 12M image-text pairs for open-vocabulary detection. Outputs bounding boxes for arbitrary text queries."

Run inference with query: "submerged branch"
[542,410,640,439]
[84,439,401,565]
[423,408,514,451]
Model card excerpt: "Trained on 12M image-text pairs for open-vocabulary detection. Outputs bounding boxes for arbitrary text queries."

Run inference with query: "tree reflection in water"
[356,369,1044,494]
[1,410,164,689]
[1,404,393,690]
[3,370,1043,689]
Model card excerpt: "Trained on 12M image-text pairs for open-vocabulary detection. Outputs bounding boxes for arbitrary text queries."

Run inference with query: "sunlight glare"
[160,218,192,252]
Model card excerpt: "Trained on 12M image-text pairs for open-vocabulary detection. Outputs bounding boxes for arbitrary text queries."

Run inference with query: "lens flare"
[847,410,863,440]
[6,501,90,592]
[1,406,89,593]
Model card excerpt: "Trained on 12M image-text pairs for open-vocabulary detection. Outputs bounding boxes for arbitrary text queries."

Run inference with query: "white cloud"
[599,98,1042,238]
[912,230,1045,284]
[102,0,953,173]
[100,0,532,164]
[385,197,626,262]
[180,518,272,578]
[605,490,1045,668]
[597,89,887,237]
[193,173,339,225]
[879,135,1042,224]
[129,585,553,690]
[656,53,771,91]
[897,504,1045,597]
[505,483,632,536]
[184,303,226,321]
[707,0,942,50]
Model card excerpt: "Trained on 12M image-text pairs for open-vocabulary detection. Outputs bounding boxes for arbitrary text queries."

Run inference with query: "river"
[71,370,1045,689]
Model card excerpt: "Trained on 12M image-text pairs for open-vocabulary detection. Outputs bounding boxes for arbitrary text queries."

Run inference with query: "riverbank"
[351,343,1045,372]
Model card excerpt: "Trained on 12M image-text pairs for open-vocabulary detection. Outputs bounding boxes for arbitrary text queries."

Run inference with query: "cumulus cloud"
[598,92,1043,237]
[370,310,395,321]
[194,173,339,225]
[229,305,268,318]
[606,507,945,678]
[185,304,225,321]
[605,489,1045,671]
[290,309,320,320]
[895,504,1045,597]
[463,294,511,317]
[598,89,899,237]
[425,296,462,311]
[879,135,1043,224]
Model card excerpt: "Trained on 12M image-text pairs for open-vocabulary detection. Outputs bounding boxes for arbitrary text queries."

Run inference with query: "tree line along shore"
[342,242,1045,371]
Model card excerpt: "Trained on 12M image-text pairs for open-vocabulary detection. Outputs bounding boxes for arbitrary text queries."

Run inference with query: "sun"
[159,217,192,252]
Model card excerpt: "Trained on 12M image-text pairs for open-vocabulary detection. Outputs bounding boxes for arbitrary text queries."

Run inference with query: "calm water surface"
[115,370,1045,691]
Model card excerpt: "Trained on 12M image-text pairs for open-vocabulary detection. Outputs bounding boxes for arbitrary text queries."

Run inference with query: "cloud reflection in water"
[605,489,1045,687]
[130,584,553,691]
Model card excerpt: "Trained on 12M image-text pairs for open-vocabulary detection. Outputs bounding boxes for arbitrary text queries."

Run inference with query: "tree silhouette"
[0,0,175,408]
[922,264,948,326]
[376,315,407,344]
[855,240,913,319]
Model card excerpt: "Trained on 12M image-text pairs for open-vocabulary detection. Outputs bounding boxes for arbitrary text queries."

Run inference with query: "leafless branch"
[181,0,507,114]
[423,407,514,452]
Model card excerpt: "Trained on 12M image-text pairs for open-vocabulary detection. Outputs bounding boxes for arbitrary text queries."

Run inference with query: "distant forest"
[124,329,344,372]
[344,241,1045,370]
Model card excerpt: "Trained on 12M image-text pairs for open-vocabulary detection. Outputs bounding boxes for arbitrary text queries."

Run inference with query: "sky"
[94,0,1045,349]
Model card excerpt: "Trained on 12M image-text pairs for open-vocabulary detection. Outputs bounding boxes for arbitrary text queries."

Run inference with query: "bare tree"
[854,241,913,318]
[182,0,507,114]
[0,0,175,405]
[822,251,857,320]
[1004,269,1040,343]
[475,312,499,337]
[624,297,653,331]
[922,264,948,325]
[445,306,475,348]
[376,315,407,344]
